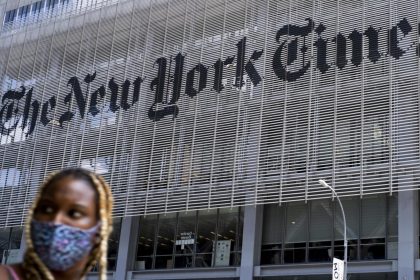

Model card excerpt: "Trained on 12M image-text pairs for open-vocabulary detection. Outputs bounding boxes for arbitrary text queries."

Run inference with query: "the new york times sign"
[0,18,416,137]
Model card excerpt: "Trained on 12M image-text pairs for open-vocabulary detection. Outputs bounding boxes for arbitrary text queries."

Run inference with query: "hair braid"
[22,168,113,280]
[23,172,57,280]
[82,174,113,280]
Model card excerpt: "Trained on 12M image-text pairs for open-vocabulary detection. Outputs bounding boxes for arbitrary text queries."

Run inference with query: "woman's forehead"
[42,177,96,202]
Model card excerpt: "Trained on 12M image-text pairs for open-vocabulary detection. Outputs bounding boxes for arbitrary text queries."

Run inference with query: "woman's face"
[34,176,98,229]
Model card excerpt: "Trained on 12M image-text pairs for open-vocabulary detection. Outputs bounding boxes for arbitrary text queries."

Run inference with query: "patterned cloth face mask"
[31,220,99,271]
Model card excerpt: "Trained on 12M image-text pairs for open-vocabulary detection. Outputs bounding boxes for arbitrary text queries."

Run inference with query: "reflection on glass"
[217,208,241,266]
[0,227,23,264]
[174,212,196,268]
[107,218,122,271]
[196,209,217,268]
[137,215,157,270]
[135,208,243,270]
[155,213,176,269]
[261,195,396,265]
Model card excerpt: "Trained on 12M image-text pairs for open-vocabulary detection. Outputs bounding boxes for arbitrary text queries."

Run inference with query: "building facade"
[0,0,419,279]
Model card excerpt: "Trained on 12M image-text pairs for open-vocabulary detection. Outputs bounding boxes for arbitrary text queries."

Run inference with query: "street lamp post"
[319,179,348,280]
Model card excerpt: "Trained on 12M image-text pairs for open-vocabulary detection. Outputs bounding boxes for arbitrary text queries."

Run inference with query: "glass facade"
[256,273,397,280]
[0,226,22,264]
[261,195,397,265]
[92,218,122,271]
[136,207,243,270]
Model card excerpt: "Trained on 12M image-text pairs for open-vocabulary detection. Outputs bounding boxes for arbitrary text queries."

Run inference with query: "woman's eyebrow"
[37,197,56,204]
[72,203,89,211]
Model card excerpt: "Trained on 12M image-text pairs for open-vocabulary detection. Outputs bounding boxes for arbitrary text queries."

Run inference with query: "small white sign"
[176,232,195,249]
[332,258,344,280]
[214,240,231,267]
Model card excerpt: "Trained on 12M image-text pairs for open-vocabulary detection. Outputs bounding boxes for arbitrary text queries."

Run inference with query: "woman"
[0,168,113,280]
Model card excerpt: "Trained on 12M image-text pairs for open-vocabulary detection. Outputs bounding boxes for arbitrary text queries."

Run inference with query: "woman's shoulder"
[0,265,9,278]
[0,264,24,280]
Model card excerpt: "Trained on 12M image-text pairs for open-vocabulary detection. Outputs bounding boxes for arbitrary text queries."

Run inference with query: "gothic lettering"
[67,76,87,118]
[186,63,208,98]
[121,80,131,111]
[22,88,39,135]
[333,33,347,69]
[108,78,120,113]
[40,96,56,126]
[349,30,362,66]
[273,18,314,82]
[0,87,25,135]
[389,18,412,59]
[213,56,235,92]
[89,85,106,116]
[364,26,380,63]
[314,24,330,74]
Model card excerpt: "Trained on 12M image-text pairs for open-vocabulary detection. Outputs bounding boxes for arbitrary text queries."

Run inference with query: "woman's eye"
[69,210,83,219]
[41,206,54,214]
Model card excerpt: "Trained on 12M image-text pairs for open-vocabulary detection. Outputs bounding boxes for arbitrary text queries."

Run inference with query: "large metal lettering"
[1,17,419,136]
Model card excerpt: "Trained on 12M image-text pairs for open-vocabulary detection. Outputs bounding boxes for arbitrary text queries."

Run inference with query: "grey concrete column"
[240,205,263,280]
[115,216,140,280]
[398,187,418,280]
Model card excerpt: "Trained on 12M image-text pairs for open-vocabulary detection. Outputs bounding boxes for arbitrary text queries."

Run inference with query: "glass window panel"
[175,211,196,255]
[285,202,308,243]
[46,0,59,9]
[262,204,284,245]
[32,1,45,14]
[308,241,331,262]
[334,239,358,261]
[361,195,386,239]
[309,199,332,242]
[284,247,306,263]
[197,209,217,257]
[0,228,10,264]
[195,253,212,268]
[107,218,122,271]
[217,208,240,266]
[4,9,16,24]
[9,227,22,250]
[261,244,282,265]
[155,256,173,269]
[335,197,359,240]
[156,213,176,256]
[137,215,157,258]
[361,238,385,260]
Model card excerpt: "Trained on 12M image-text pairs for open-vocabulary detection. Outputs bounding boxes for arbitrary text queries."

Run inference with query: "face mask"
[31,220,99,271]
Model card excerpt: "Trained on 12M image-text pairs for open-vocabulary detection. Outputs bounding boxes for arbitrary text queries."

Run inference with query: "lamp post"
[319,179,348,280]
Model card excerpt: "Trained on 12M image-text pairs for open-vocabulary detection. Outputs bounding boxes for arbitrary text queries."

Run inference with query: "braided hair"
[22,168,113,280]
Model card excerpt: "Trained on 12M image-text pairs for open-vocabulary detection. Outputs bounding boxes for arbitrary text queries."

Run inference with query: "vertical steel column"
[398,188,419,280]
[239,205,263,280]
[115,216,140,280]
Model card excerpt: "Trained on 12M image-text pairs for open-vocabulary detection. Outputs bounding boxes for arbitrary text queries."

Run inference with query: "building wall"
[0,0,419,226]
[0,0,420,279]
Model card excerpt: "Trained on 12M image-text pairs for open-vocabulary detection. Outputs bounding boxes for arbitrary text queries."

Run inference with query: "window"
[46,0,59,9]
[135,208,243,270]
[261,195,397,265]
[31,1,45,15]
[0,227,23,265]
[81,156,111,175]
[0,168,21,188]
[4,9,17,24]
[107,218,122,270]
[18,5,31,20]
[91,218,122,271]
